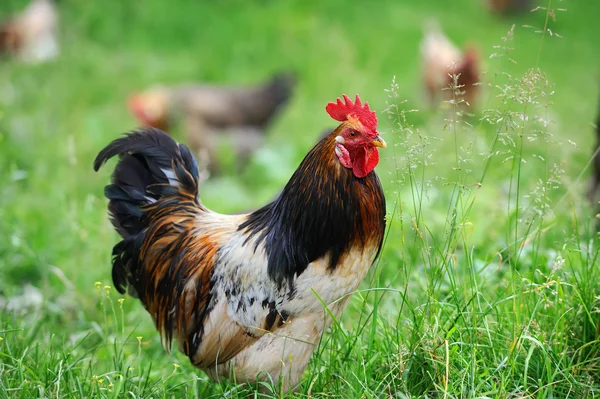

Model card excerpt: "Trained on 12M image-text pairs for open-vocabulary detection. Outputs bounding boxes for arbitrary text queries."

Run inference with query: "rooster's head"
[326,94,386,178]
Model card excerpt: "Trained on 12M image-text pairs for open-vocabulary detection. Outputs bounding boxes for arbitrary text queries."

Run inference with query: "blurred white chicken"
[420,19,480,108]
[0,0,59,63]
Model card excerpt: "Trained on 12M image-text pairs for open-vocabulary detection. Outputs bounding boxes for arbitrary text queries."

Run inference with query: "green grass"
[1,0,600,397]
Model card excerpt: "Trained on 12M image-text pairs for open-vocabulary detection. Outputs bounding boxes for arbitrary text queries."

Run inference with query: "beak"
[372,135,387,148]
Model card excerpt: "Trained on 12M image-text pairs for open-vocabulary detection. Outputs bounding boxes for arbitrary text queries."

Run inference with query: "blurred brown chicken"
[0,0,58,63]
[128,73,296,175]
[421,20,481,109]
[487,0,533,14]
[587,94,600,204]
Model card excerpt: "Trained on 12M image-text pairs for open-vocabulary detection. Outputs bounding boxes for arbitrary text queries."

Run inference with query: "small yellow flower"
[117,298,124,305]
[136,336,143,343]
[0,336,4,342]
[94,282,102,288]
[104,285,111,293]
[173,363,180,369]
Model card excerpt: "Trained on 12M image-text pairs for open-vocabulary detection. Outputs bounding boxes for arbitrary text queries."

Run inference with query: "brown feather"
[136,202,222,351]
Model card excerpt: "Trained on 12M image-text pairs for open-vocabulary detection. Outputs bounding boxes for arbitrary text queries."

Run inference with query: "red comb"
[326,94,378,134]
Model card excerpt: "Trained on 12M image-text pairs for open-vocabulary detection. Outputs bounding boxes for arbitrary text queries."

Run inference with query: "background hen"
[588,93,600,205]
[421,20,481,108]
[128,72,296,175]
[94,94,386,392]
[487,0,533,14]
[0,0,58,63]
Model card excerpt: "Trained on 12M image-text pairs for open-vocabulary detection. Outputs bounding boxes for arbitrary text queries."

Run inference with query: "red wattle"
[352,147,379,178]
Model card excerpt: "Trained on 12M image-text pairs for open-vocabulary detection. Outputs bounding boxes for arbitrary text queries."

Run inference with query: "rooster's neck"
[239,134,386,289]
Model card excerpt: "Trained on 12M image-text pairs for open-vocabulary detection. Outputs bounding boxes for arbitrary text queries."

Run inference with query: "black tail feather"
[94,127,201,294]
[110,234,145,295]
[94,127,200,235]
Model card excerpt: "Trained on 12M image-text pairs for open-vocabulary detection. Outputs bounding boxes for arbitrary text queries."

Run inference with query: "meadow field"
[1,0,600,397]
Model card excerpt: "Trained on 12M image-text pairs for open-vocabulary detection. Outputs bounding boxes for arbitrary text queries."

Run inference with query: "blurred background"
[1,0,599,396]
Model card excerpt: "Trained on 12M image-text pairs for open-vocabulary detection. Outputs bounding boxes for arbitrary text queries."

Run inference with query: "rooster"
[421,20,480,108]
[94,94,387,392]
[0,0,58,63]
[127,73,296,175]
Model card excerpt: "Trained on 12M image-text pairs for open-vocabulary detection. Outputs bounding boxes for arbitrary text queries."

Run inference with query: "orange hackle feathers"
[326,94,378,137]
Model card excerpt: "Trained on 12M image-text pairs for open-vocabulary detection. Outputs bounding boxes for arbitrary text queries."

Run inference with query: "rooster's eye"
[349,131,357,137]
